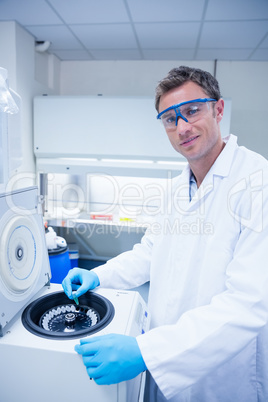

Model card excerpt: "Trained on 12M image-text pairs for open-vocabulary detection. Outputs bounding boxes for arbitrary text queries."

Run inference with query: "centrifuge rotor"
[40,303,100,333]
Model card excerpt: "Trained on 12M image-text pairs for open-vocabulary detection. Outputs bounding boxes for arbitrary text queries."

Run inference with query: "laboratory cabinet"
[33,95,181,160]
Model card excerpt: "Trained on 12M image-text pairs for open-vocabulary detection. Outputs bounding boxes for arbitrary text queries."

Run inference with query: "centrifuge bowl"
[22,290,115,339]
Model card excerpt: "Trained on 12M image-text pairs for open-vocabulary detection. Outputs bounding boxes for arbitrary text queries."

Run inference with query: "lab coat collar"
[209,134,238,179]
[175,134,238,211]
[179,134,238,184]
[197,134,238,202]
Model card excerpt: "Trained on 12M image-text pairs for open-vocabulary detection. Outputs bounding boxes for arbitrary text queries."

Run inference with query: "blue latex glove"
[62,268,100,299]
[75,333,147,385]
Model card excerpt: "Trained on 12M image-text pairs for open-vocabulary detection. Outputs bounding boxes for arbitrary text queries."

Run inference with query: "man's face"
[158,81,224,165]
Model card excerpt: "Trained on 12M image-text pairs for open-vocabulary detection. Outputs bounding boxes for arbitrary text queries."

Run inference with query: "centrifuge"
[0,187,148,402]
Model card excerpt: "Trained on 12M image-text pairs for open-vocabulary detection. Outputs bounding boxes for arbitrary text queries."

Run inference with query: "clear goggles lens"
[158,98,216,129]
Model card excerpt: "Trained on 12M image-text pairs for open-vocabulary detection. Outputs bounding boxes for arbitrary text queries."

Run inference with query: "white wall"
[0,21,61,189]
[217,62,268,157]
[60,60,268,159]
[60,60,214,97]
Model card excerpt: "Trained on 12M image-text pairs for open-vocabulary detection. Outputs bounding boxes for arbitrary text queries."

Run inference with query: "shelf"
[45,215,150,232]
[36,157,187,179]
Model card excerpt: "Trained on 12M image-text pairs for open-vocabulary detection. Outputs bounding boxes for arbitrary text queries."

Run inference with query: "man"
[62,66,268,401]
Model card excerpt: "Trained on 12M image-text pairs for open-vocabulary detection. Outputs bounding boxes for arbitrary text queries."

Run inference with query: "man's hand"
[62,268,100,299]
[75,333,147,384]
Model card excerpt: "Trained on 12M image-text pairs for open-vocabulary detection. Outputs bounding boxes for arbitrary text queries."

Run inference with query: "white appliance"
[0,187,148,402]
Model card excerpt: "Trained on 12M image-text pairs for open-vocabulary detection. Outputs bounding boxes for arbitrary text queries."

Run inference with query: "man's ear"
[216,99,224,123]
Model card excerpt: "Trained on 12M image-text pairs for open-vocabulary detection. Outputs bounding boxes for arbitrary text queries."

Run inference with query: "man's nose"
[176,117,191,135]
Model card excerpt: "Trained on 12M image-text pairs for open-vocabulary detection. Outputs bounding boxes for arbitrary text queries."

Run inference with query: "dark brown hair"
[155,66,222,112]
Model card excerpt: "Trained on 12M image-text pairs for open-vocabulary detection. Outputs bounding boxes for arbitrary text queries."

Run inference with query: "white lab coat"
[93,135,268,401]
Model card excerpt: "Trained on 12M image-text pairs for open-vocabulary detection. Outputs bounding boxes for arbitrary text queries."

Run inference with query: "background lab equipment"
[0,69,148,402]
[45,225,72,283]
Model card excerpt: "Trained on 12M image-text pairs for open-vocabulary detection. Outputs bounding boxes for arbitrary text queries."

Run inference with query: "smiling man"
[156,68,225,187]
[62,66,268,402]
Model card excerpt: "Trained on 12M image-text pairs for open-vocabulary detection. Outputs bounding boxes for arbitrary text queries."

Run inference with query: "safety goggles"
[157,98,217,130]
